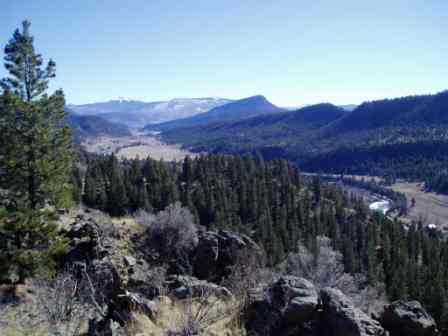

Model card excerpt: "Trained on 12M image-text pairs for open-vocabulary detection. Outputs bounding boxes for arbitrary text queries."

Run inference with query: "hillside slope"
[159,103,346,153]
[325,91,448,135]
[68,114,131,142]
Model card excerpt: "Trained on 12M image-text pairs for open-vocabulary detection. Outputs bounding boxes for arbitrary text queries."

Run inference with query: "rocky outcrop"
[89,260,122,308]
[64,214,110,264]
[192,230,262,281]
[164,275,232,300]
[60,211,438,336]
[125,257,164,299]
[380,300,438,336]
[62,213,155,334]
[245,276,319,335]
[320,287,387,336]
[245,280,391,336]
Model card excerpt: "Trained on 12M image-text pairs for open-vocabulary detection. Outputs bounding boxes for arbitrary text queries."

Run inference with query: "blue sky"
[1,0,447,106]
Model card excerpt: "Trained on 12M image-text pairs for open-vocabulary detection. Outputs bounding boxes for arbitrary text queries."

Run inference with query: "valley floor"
[81,132,196,161]
[390,181,448,227]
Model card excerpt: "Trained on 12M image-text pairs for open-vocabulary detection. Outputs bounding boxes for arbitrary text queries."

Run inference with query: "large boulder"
[192,230,262,281]
[320,287,387,336]
[192,231,219,279]
[380,300,438,336]
[245,276,319,336]
[271,276,319,324]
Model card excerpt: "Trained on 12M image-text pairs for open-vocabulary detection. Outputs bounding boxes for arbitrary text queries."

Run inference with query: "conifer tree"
[0,21,73,209]
[0,21,72,281]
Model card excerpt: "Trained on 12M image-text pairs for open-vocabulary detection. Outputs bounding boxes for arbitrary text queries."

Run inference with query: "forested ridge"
[158,92,448,194]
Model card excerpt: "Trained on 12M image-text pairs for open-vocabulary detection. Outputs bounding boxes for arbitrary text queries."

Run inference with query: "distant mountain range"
[65,89,448,185]
[68,95,358,130]
[68,98,231,128]
[146,95,285,131]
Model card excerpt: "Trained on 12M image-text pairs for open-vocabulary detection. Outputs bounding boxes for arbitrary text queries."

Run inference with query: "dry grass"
[126,295,243,336]
[82,135,196,161]
[390,182,448,228]
[0,284,89,336]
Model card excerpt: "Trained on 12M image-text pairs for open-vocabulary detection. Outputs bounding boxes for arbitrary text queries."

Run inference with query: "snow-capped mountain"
[146,95,286,131]
[68,98,232,128]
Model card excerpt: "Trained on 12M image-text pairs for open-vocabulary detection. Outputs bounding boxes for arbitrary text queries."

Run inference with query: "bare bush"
[133,209,156,230]
[224,249,272,301]
[222,249,274,330]
[149,265,168,296]
[31,269,93,336]
[135,203,198,259]
[285,236,387,313]
[169,287,237,336]
[23,262,121,336]
[286,236,347,290]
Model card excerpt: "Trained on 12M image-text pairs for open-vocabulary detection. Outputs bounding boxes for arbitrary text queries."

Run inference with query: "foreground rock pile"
[245,276,438,336]
[2,210,438,336]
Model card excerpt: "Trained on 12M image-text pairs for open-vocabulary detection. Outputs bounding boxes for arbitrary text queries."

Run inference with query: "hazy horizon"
[2,0,447,106]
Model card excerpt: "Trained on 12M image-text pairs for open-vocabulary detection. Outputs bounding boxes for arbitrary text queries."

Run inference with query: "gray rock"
[126,259,162,298]
[123,255,137,267]
[192,232,219,279]
[64,217,107,264]
[320,287,387,336]
[192,229,262,281]
[164,275,231,300]
[245,276,319,335]
[66,219,100,240]
[116,291,156,321]
[270,276,319,324]
[381,300,438,336]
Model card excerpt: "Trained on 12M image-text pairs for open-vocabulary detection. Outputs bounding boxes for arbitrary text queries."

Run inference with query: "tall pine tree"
[0,21,72,282]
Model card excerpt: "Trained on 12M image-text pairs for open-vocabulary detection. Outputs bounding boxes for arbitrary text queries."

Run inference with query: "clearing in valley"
[390,182,448,228]
[81,133,196,161]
